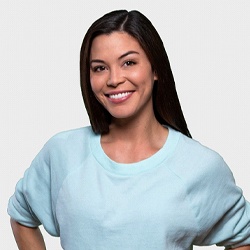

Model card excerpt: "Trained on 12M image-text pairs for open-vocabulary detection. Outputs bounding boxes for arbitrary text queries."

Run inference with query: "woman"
[8,10,250,249]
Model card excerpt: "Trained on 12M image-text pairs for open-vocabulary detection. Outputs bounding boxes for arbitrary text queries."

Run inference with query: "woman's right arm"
[10,218,46,250]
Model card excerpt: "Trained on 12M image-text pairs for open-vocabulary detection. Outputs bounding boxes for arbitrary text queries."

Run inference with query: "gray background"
[1,0,250,249]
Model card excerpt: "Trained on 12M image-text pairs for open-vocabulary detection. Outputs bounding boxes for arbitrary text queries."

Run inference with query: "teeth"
[109,92,131,99]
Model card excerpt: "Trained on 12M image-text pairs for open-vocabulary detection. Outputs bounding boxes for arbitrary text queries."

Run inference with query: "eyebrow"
[118,50,139,59]
[90,51,139,64]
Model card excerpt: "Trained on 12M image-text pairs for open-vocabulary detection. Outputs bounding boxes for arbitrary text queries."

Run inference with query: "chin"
[107,108,135,119]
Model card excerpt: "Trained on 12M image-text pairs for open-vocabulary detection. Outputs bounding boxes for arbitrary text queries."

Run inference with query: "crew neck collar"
[90,126,180,176]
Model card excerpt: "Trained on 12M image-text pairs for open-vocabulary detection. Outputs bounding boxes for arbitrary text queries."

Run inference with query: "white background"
[1,1,250,249]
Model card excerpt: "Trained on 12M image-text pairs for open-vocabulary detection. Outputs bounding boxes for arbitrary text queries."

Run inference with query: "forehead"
[90,32,145,59]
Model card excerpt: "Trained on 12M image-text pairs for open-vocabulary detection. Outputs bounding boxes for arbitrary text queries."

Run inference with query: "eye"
[92,65,106,72]
[124,60,136,67]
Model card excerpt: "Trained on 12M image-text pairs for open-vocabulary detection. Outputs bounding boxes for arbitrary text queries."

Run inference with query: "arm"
[10,218,46,250]
[233,247,250,250]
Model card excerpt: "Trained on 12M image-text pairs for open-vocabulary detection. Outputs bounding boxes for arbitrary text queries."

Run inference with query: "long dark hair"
[80,10,191,137]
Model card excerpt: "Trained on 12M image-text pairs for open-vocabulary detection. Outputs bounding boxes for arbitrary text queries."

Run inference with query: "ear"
[153,71,158,81]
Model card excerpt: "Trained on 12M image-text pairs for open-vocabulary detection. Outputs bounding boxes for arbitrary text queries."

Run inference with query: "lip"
[105,90,134,104]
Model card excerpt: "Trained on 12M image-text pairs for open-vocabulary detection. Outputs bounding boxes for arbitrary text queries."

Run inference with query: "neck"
[103,110,167,146]
[100,112,168,163]
[100,104,169,163]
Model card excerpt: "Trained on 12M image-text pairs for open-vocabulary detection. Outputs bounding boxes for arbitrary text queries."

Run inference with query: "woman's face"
[89,32,157,121]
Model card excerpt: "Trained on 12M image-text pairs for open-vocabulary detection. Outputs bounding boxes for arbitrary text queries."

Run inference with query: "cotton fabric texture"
[8,126,250,249]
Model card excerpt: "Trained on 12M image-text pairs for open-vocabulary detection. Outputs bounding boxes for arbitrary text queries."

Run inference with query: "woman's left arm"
[190,156,250,247]
[233,246,250,250]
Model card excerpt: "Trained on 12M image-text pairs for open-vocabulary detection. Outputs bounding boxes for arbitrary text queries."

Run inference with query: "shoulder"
[177,132,222,163]
[47,126,94,144]
[34,126,96,165]
[43,126,94,151]
[170,130,225,168]
[168,130,234,187]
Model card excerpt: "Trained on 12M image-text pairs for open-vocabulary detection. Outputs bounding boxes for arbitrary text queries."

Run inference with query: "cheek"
[90,78,105,105]
[90,76,101,94]
[132,72,155,88]
[90,72,108,93]
[130,64,155,84]
[128,69,147,84]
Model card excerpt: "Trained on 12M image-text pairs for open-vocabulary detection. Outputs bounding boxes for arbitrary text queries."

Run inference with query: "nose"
[107,67,125,87]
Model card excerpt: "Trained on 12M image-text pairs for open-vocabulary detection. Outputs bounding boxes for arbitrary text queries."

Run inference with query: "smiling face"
[89,32,157,122]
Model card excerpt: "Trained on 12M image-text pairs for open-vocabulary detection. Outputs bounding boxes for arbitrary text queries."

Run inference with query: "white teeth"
[109,92,131,99]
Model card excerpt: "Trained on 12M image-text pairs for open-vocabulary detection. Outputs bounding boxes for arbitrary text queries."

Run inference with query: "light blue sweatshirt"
[8,126,250,249]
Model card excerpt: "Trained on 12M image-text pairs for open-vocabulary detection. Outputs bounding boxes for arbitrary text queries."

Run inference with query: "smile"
[108,92,132,99]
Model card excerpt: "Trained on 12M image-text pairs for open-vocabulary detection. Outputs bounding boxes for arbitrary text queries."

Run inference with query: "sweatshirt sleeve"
[191,157,250,248]
[7,141,59,237]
